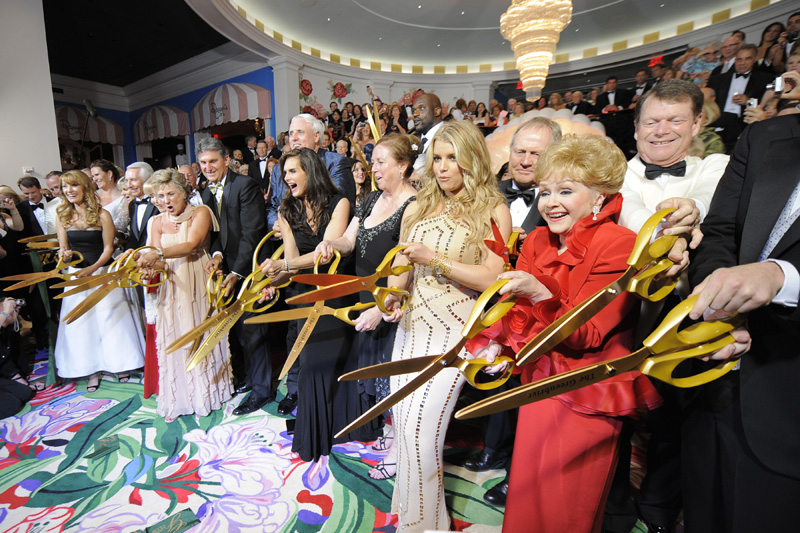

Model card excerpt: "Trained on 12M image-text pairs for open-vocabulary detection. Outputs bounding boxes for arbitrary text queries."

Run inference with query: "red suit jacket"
[468,194,662,418]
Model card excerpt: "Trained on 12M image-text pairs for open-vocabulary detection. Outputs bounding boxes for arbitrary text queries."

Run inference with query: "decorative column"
[269,55,304,134]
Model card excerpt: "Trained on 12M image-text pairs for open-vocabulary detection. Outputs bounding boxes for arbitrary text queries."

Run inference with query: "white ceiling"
[236,0,751,66]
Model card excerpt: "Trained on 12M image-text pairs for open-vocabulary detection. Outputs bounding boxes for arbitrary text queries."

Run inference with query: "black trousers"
[682,371,800,532]
[0,377,32,419]
[232,313,272,401]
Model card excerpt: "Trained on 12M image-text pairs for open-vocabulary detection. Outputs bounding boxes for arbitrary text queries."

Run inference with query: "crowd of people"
[2,13,800,532]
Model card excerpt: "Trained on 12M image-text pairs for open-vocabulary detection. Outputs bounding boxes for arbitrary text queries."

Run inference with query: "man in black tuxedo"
[685,108,800,531]
[265,136,282,160]
[707,44,773,152]
[247,139,271,195]
[628,68,652,109]
[242,135,257,164]
[125,162,157,250]
[567,91,593,115]
[594,76,636,156]
[15,176,53,348]
[474,117,563,507]
[197,137,273,415]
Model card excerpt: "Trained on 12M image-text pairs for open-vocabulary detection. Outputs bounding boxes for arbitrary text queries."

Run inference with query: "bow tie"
[31,203,43,211]
[607,90,615,94]
[734,71,750,79]
[133,197,149,206]
[644,160,687,180]
[208,182,224,194]
[507,188,537,206]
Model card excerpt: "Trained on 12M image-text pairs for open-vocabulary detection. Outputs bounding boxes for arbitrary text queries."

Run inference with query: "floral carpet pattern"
[0,353,507,532]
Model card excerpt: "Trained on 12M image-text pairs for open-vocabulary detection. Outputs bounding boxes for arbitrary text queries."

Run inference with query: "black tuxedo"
[630,83,652,99]
[248,157,270,194]
[686,115,800,529]
[127,198,159,249]
[567,101,593,115]
[592,88,633,114]
[242,146,257,165]
[267,147,282,160]
[16,199,49,238]
[499,180,545,233]
[201,170,273,400]
[707,69,773,151]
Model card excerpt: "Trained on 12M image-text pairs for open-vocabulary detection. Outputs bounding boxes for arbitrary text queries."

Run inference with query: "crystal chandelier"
[501,0,573,100]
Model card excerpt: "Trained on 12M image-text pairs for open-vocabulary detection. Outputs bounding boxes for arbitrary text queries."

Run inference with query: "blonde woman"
[381,121,511,531]
[54,171,145,392]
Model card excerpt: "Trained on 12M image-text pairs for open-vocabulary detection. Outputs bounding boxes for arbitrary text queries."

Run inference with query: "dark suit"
[592,89,633,114]
[201,170,273,400]
[685,115,800,531]
[267,148,355,228]
[630,83,652,101]
[248,157,270,194]
[567,101,593,115]
[707,69,773,152]
[593,89,636,156]
[127,198,159,249]
[15,199,52,346]
[16,200,48,238]
[242,146,257,165]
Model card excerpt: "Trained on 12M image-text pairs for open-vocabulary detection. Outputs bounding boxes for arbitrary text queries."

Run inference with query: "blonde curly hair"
[401,121,505,256]
[535,134,626,195]
[57,170,102,228]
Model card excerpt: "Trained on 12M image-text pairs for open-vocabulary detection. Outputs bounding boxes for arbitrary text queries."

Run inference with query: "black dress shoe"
[234,383,252,396]
[483,480,508,506]
[463,450,507,472]
[232,394,274,415]
[277,393,298,416]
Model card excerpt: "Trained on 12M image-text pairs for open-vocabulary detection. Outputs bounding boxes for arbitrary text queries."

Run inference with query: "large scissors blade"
[515,276,630,366]
[26,241,60,249]
[4,276,55,291]
[18,233,57,244]
[167,306,235,353]
[290,273,360,286]
[53,270,126,298]
[243,307,324,324]
[277,301,323,380]
[334,347,463,439]
[185,304,244,372]
[340,355,441,381]
[285,277,367,305]
[63,284,117,323]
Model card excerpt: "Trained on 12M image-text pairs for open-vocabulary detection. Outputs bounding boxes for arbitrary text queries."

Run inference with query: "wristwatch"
[429,255,452,277]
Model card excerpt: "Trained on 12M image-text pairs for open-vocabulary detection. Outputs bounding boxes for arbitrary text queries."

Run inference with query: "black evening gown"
[352,191,415,403]
[289,195,371,462]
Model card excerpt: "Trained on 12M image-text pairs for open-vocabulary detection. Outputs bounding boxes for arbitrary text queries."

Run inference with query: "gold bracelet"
[428,254,452,277]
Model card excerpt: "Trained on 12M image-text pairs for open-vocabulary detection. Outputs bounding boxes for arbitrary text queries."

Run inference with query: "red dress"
[467,194,662,532]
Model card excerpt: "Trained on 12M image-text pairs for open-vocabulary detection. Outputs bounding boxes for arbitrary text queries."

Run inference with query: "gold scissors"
[515,208,681,367]
[286,245,412,313]
[333,279,518,439]
[18,233,58,244]
[455,295,745,420]
[185,270,236,357]
[54,247,168,324]
[245,251,375,379]
[176,233,290,371]
[1,252,85,291]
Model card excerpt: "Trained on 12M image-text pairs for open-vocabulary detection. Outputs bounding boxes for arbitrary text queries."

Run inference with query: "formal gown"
[390,209,483,532]
[153,205,233,420]
[288,195,369,462]
[54,230,145,378]
[352,191,414,403]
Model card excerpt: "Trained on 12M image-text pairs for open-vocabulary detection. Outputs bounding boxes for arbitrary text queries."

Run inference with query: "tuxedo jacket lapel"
[740,135,800,263]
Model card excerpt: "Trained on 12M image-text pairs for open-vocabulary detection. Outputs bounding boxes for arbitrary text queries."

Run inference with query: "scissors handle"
[375,245,412,277]
[462,279,517,339]
[207,270,235,308]
[373,286,410,313]
[628,258,678,301]
[641,335,741,387]
[56,251,86,271]
[251,231,277,273]
[314,249,341,278]
[332,301,377,326]
[460,356,516,390]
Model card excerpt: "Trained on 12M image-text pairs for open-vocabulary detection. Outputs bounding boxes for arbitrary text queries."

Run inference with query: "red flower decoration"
[300,79,313,96]
[333,82,347,98]
[302,105,319,118]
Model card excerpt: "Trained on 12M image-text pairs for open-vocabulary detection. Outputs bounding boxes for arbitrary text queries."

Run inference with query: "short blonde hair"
[149,168,191,200]
[536,134,626,195]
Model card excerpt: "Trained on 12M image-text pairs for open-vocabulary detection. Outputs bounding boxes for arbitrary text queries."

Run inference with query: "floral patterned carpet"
[0,351,507,532]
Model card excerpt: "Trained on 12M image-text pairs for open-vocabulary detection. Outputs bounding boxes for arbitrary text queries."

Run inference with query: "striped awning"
[133,105,190,144]
[191,82,272,130]
[54,105,124,145]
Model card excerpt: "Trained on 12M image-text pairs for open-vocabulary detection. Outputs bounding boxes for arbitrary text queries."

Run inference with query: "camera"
[15,298,25,307]
[788,30,798,42]
[766,76,785,94]
[746,98,759,109]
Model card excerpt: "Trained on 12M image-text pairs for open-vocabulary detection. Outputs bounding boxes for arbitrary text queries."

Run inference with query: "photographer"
[0,297,35,419]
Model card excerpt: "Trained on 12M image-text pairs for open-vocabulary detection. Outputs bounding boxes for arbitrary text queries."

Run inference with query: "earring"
[592,205,600,221]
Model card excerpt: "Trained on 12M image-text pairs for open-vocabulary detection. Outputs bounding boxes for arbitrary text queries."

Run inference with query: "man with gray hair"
[126,162,157,250]
[179,164,204,206]
[197,136,273,415]
[243,135,258,164]
[266,113,355,228]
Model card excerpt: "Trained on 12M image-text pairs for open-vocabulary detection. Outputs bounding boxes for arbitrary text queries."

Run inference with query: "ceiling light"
[327,17,331,21]
[461,11,465,15]
[418,5,422,8]
[501,0,573,99]
[437,44,441,47]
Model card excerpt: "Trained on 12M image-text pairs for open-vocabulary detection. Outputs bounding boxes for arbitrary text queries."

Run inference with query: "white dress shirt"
[507,181,538,228]
[723,72,750,116]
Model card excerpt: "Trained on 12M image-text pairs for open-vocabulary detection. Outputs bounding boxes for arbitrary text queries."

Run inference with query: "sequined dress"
[390,210,482,532]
